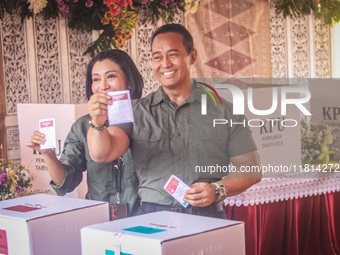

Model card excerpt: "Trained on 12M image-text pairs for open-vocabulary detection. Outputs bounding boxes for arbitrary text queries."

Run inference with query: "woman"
[25,49,143,217]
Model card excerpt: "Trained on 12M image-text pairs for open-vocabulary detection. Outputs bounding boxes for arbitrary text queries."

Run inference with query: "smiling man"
[87,24,262,219]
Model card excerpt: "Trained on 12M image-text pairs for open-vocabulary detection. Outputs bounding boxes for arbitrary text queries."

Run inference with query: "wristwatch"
[212,182,228,203]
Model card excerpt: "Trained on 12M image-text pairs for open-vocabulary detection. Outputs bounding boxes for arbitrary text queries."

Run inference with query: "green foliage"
[276,0,340,24]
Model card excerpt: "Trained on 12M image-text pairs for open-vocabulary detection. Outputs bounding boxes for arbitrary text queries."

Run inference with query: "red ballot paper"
[3,205,42,213]
[164,175,190,208]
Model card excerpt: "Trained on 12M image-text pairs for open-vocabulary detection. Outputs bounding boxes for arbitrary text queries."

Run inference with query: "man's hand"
[183,182,216,207]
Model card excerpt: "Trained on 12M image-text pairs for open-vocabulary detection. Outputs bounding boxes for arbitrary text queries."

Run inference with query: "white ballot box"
[81,211,245,255]
[0,194,109,255]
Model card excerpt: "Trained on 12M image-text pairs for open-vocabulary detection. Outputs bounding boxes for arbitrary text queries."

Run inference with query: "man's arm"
[184,151,262,207]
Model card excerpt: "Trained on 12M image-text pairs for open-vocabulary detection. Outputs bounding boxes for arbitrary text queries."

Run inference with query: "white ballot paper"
[39,118,56,149]
[164,174,191,208]
[107,90,134,125]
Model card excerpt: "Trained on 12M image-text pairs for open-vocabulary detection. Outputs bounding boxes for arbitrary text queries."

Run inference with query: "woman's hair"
[85,49,144,100]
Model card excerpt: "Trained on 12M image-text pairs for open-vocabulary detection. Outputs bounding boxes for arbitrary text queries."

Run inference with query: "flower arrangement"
[276,0,340,24]
[301,117,339,165]
[0,159,34,200]
[0,0,199,56]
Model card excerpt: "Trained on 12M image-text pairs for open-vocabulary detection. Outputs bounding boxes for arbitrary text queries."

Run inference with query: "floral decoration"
[0,159,34,200]
[0,0,199,56]
[301,117,339,165]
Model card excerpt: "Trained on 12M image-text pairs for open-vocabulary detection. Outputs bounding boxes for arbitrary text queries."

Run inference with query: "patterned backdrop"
[187,0,272,78]
[0,1,332,161]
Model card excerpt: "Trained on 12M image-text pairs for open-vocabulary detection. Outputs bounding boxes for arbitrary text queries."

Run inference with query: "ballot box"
[81,211,245,255]
[0,194,109,255]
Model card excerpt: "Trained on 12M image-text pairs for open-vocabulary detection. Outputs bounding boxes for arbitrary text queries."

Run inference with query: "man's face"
[151,32,197,90]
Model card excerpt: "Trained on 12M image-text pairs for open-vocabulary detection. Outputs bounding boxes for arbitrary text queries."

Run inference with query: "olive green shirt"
[50,114,140,216]
[131,84,257,206]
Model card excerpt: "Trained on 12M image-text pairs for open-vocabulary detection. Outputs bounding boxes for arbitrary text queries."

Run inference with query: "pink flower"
[85,0,94,7]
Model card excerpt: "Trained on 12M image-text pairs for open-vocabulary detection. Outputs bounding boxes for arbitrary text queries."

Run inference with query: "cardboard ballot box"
[81,211,245,255]
[0,194,109,255]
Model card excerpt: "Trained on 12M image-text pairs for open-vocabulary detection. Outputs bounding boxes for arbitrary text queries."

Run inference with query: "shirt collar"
[149,86,169,106]
[149,79,203,106]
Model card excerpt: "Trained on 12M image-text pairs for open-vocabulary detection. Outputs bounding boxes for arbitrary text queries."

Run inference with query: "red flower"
[101,18,110,25]
[127,0,132,6]
[104,12,113,19]
[110,6,120,16]
[118,0,127,7]
[112,18,120,26]
[106,0,116,7]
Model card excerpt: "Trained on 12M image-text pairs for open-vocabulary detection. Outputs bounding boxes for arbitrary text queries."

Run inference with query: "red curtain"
[225,192,340,255]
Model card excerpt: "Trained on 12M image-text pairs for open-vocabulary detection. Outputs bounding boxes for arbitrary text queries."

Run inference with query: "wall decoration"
[186,0,272,78]
[0,0,198,56]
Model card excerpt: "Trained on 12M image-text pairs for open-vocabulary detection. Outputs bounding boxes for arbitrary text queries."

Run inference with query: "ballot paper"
[107,90,134,125]
[164,175,190,208]
[39,118,56,149]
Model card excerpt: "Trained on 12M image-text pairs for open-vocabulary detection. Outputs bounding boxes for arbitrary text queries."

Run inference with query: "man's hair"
[151,23,194,54]
[85,49,144,100]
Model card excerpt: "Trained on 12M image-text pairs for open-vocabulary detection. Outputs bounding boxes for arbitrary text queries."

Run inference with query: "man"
[87,24,261,219]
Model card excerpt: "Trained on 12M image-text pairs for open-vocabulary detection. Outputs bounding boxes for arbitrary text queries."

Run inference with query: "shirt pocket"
[132,128,162,142]
[132,128,170,168]
[191,116,228,141]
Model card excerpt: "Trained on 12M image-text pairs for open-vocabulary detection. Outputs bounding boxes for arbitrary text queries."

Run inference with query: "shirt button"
[177,132,181,136]
[176,156,181,160]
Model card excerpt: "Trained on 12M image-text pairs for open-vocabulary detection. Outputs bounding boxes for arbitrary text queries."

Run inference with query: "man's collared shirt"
[132,83,257,206]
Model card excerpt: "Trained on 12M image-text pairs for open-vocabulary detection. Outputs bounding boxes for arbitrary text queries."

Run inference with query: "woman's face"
[91,59,128,93]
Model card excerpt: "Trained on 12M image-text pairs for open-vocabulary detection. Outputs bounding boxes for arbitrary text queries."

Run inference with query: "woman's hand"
[25,131,52,154]
[88,92,112,127]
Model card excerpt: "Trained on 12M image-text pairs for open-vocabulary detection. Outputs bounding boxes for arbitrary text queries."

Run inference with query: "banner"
[309,79,340,164]
[215,81,302,177]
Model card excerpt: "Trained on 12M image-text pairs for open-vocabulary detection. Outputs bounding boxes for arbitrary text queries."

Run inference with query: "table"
[224,172,340,255]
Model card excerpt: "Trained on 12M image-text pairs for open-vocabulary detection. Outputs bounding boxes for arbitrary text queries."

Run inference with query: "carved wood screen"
[0,44,6,160]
